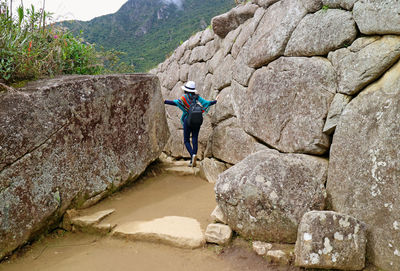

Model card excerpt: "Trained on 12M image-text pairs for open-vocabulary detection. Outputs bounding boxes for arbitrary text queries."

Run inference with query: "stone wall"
[153,0,400,270]
[0,74,169,260]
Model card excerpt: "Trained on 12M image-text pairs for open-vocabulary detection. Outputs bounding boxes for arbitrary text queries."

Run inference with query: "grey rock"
[353,0,400,35]
[323,93,352,135]
[207,49,225,74]
[0,75,169,260]
[215,150,328,243]
[285,9,357,57]
[213,54,234,91]
[252,0,280,8]
[253,241,273,256]
[173,41,188,63]
[179,64,190,82]
[220,26,242,57]
[238,57,335,154]
[231,7,265,59]
[328,35,400,95]
[188,62,208,93]
[299,0,322,12]
[247,0,308,68]
[204,40,219,62]
[211,86,235,124]
[163,61,180,90]
[295,211,367,270]
[211,118,265,164]
[212,3,258,38]
[179,50,191,65]
[200,28,214,45]
[326,60,400,271]
[187,31,203,50]
[199,157,227,184]
[211,205,228,224]
[189,46,206,64]
[232,59,255,87]
[322,0,357,10]
[205,223,232,245]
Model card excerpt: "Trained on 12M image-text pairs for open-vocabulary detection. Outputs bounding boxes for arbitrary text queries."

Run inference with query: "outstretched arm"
[164,100,177,106]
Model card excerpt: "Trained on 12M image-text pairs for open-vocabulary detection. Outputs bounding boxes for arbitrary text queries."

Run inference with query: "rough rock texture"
[246,0,308,68]
[153,2,400,267]
[295,211,367,270]
[199,158,227,184]
[113,216,205,249]
[328,35,400,95]
[211,205,227,224]
[285,9,357,56]
[322,0,358,10]
[0,74,169,259]
[353,0,400,35]
[253,241,273,256]
[327,60,400,271]
[323,93,352,135]
[71,209,115,227]
[237,57,336,154]
[211,3,258,38]
[215,150,328,243]
[205,223,232,245]
[211,118,266,164]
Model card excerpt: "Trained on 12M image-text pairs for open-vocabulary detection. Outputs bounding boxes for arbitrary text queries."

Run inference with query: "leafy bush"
[0,2,134,83]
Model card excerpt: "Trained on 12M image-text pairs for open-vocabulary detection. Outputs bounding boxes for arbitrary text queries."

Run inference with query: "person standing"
[164,81,217,167]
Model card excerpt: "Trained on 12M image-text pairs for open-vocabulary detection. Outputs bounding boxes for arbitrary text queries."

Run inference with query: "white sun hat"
[181,81,197,93]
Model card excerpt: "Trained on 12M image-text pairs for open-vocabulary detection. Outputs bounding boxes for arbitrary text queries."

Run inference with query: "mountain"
[59,0,235,72]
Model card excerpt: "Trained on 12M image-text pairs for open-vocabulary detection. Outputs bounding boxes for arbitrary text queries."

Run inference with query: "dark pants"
[183,117,200,157]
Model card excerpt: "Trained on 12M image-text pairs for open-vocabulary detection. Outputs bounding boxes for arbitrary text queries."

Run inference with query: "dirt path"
[0,173,300,271]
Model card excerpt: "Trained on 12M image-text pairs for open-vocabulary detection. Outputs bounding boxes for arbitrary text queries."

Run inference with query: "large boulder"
[285,9,357,57]
[327,60,400,271]
[236,57,335,155]
[211,3,258,38]
[0,74,169,260]
[295,211,367,270]
[246,0,308,68]
[215,150,328,243]
[211,118,265,164]
[328,35,400,95]
[353,0,400,35]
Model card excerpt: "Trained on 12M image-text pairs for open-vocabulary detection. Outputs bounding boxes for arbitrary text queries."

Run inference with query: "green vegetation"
[61,0,235,72]
[0,1,134,83]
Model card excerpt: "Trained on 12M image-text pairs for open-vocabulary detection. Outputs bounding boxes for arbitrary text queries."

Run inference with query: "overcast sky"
[15,0,128,22]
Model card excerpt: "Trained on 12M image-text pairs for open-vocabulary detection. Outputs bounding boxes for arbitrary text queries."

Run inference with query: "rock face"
[0,74,169,259]
[328,35,400,95]
[353,0,400,35]
[327,60,400,271]
[285,9,357,56]
[238,57,335,154]
[295,211,367,270]
[215,150,327,243]
[153,1,400,268]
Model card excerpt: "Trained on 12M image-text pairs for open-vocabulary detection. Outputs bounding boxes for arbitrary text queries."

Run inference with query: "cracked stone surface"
[0,74,169,260]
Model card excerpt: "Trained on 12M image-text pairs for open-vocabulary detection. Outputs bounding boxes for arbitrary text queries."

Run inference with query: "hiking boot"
[192,154,197,167]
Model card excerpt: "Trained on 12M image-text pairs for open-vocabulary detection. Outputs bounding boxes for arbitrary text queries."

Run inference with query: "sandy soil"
[0,173,301,271]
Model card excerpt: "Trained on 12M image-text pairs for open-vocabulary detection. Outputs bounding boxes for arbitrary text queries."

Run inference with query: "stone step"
[163,165,200,176]
[112,216,205,249]
[71,209,115,228]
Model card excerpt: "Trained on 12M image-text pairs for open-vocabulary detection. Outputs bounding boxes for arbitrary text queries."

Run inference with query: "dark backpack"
[187,95,203,128]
